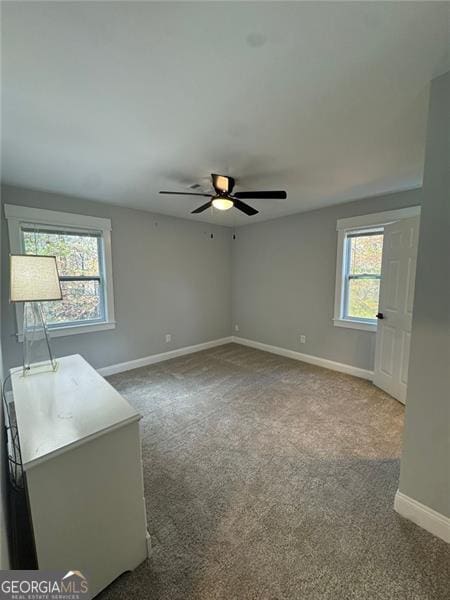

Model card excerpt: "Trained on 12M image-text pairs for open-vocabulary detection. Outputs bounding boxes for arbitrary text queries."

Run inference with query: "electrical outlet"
[234,324,240,332]
[300,335,306,344]
[165,334,172,343]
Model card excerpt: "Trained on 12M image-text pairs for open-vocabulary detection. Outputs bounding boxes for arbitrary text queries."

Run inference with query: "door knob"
[376,312,384,319]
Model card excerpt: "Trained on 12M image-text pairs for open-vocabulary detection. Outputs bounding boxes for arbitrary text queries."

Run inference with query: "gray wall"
[399,72,450,517]
[0,209,9,568]
[232,188,422,371]
[1,185,232,371]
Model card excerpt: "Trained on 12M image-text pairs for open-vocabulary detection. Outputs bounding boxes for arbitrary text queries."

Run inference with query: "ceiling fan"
[160,174,287,216]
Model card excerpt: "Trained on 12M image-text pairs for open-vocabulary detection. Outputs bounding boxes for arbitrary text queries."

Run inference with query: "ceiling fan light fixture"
[212,197,234,211]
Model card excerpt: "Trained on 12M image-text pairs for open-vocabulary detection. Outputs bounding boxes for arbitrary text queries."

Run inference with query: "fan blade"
[234,190,287,199]
[159,191,211,197]
[212,174,235,194]
[233,199,259,216]
[191,201,213,214]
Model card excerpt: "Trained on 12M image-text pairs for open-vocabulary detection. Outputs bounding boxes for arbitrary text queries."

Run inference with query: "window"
[334,207,420,332]
[5,205,115,339]
[22,228,106,328]
[342,230,383,323]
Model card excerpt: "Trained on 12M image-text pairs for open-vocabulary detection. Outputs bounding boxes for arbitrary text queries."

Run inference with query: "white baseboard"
[97,334,373,380]
[394,491,450,543]
[146,531,152,557]
[97,337,233,377]
[231,336,374,380]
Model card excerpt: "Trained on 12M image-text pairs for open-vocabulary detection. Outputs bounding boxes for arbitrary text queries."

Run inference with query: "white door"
[373,216,420,403]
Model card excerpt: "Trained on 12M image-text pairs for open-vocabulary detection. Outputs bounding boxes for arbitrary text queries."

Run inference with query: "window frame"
[341,228,384,329]
[5,204,116,340]
[333,206,421,332]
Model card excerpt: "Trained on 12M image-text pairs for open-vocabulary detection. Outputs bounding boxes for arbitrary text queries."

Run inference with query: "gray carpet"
[100,343,449,599]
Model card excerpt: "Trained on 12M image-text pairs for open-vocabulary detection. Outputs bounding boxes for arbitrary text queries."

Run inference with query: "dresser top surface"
[10,354,140,470]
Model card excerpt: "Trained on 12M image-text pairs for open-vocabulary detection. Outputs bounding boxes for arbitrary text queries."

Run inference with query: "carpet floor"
[99,343,449,600]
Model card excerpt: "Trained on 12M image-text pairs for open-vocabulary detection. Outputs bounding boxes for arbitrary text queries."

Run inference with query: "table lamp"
[10,254,62,376]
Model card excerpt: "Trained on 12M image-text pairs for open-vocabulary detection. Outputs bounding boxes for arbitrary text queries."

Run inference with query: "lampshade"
[10,254,62,302]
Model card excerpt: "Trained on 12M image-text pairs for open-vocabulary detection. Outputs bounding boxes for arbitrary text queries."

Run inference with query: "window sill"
[333,318,377,332]
[17,321,116,342]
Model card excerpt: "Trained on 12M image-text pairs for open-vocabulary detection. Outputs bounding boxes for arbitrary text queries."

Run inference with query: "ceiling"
[1,2,448,226]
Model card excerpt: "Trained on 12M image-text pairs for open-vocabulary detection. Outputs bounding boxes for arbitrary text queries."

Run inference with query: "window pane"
[347,278,380,320]
[43,280,103,325]
[23,230,100,277]
[348,233,383,275]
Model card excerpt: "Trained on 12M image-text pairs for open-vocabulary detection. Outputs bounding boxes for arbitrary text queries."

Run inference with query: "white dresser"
[10,354,149,597]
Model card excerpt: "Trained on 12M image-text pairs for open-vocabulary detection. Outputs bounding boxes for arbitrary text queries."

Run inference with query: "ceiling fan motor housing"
[212,174,235,194]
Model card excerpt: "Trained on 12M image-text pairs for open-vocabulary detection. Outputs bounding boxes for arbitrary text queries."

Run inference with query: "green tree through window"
[345,232,383,320]
[22,228,105,326]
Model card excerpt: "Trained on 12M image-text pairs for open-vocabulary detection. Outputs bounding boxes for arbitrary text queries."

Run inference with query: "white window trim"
[4,204,116,340]
[333,206,421,332]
